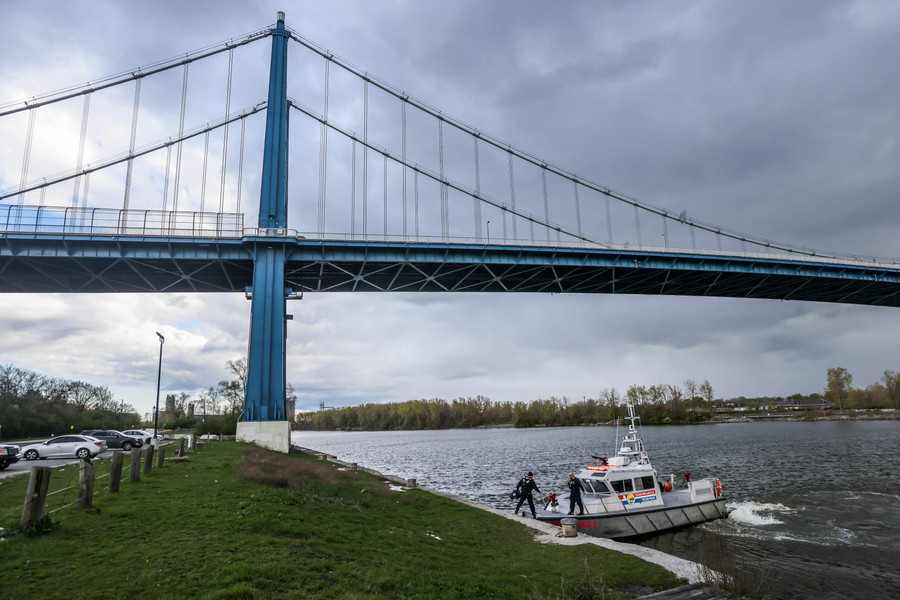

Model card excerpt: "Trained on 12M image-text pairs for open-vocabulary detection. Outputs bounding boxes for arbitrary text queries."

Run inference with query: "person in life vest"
[514,472,541,518]
[566,472,586,515]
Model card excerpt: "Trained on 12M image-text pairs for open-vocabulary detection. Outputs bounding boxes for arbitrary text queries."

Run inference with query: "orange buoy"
[661,480,673,492]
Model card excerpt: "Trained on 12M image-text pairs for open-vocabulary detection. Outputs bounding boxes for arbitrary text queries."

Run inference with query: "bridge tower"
[235,11,292,452]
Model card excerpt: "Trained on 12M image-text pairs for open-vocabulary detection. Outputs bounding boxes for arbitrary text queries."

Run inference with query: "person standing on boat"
[567,472,585,515]
[514,472,541,518]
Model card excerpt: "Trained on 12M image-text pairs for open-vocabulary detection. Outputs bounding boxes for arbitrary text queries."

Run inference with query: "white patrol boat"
[535,400,727,539]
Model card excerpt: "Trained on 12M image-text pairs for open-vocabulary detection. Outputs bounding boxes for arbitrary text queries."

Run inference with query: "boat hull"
[537,497,728,540]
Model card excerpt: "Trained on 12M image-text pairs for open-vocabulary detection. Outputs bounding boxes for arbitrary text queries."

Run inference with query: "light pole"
[153,332,165,440]
[486,220,491,243]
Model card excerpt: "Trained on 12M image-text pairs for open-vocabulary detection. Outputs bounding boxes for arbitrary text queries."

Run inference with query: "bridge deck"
[2,234,900,306]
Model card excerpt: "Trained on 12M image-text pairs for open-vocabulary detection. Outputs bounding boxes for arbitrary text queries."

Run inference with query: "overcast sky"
[2,1,899,418]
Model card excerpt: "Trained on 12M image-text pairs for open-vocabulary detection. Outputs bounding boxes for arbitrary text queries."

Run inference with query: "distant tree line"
[0,364,139,439]
[298,366,900,431]
[0,359,278,440]
[295,379,719,431]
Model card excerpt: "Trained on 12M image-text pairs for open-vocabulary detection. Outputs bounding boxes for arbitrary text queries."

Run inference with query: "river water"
[292,421,899,599]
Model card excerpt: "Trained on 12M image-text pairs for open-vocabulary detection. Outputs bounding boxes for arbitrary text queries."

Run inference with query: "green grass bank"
[0,442,682,599]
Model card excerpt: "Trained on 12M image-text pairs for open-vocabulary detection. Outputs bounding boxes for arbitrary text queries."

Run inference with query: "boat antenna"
[613,408,620,456]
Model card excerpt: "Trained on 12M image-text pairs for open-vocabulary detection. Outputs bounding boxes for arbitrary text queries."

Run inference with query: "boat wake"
[726,501,790,526]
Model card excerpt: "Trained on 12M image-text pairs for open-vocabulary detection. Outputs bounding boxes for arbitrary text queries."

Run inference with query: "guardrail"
[3,205,897,270]
[0,205,244,238]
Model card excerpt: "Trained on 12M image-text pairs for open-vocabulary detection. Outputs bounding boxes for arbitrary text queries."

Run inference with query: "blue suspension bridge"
[2,13,899,449]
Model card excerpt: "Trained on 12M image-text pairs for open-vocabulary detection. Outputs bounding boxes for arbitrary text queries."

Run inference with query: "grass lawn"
[0,442,683,599]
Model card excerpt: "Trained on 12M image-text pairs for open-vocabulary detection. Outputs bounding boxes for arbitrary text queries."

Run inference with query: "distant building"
[775,398,830,411]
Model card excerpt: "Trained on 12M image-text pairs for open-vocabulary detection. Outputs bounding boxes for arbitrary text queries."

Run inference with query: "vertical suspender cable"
[317,59,330,235]
[414,169,420,237]
[200,131,210,213]
[219,49,233,214]
[72,92,92,212]
[162,142,173,212]
[236,117,246,215]
[123,77,142,212]
[473,136,482,240]
[350,140,357,236]
[541,166,551,241]
[81,173,91,215]
[401,100,407,238]
[172,63,190,214]
[363,79,369,236]
[17,108,37,210]
[438,118,448,239]
[662,214,669,247]
[507,150,516,240]
[383,153,388,239]
[634,205,642,245]
[605,195,612,243]
[573,180,583,238]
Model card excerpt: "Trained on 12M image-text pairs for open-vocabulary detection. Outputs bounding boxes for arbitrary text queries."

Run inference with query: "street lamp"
[486,220,491,243]
[153,332,165,440]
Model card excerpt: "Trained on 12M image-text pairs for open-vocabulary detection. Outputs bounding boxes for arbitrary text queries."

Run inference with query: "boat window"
[609,479,633,494]
[583,480,609,494]
[635,476,656,491]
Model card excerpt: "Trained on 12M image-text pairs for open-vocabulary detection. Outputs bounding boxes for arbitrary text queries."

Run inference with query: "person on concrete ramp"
[514,472,541,518]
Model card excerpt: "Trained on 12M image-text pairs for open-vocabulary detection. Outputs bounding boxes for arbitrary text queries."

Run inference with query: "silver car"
[122,429,163,445]
[21,435,106,461]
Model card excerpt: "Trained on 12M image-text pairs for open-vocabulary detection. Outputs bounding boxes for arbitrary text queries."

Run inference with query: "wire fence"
[0,438,195,530]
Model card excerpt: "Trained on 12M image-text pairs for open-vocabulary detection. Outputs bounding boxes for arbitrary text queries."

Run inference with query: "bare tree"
[684,379,699,401]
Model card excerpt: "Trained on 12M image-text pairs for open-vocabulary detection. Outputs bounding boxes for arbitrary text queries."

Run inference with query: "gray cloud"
[1,0,899,415]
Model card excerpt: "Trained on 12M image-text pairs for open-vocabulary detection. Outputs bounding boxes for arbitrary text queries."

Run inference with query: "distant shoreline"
[311,410,899,433]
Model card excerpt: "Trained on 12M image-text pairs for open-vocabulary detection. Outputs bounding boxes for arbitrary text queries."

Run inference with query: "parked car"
[0,443,20,470]
[21,435,105,460]
[122,430,163,445]
[80,430,143,451]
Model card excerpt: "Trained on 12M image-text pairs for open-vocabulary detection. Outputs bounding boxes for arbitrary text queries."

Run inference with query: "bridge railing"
[276,231,898,270]
[0,205,244,238]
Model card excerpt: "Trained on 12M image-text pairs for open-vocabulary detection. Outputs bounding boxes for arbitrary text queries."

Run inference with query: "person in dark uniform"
[567,472,586,515]
[514,472,541,518]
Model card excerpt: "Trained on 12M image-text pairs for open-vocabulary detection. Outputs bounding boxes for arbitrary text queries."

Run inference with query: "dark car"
[80,430,143,451]
[0,443,20,470]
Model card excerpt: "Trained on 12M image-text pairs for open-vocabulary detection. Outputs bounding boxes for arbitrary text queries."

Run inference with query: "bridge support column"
[239,11,292,452]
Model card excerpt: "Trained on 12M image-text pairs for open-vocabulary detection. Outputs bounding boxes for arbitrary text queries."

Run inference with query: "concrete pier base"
[236,420,291,453]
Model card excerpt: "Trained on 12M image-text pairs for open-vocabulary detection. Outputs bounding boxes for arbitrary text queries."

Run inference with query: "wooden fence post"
[20,466,51,529]
[129,448,142,483]
[108,452,124,493]
[143,445,154,474]
[156,446,165,468]
[77,459,95,510]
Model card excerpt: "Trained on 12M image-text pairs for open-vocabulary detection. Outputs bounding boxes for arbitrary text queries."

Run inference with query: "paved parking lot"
[1,448,128,480]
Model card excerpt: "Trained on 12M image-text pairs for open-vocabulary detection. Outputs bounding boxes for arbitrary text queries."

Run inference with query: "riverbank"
[293,444,704,584]
[0,441,685,599]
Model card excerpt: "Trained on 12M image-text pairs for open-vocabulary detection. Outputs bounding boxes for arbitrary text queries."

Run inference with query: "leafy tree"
[825,367,852,413]
[699,380,715,404]
[882,370,900,410]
